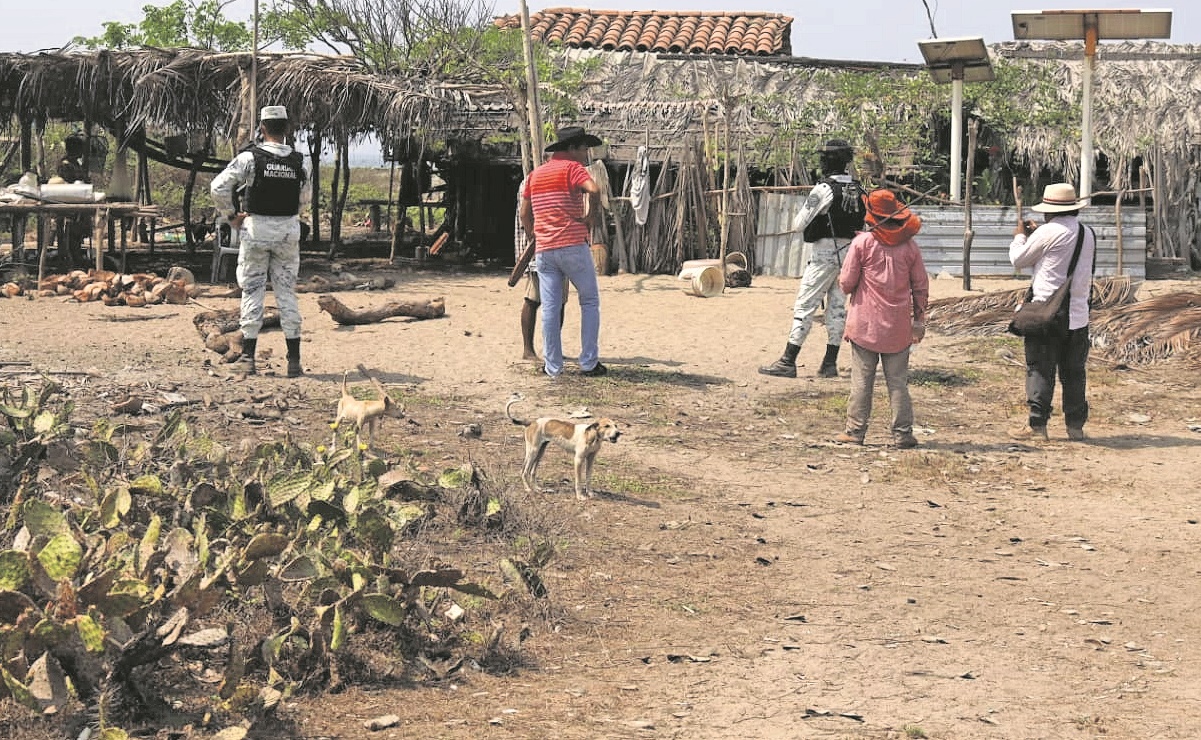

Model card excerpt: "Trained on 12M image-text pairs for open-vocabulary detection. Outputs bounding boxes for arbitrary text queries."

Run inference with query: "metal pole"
[518,0,544,164]
[950,64,964,203]
[1080,19,1097,198]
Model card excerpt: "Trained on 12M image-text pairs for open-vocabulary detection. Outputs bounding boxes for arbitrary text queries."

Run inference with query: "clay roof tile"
[618,17,643,48]
[496,10,792,56]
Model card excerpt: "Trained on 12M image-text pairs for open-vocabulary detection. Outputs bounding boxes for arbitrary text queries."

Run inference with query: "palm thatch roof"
[5,40,1200,173]
[993,41,1201,261]
[4,40,1200,263]
[0,48,490,144]
[995,41,1201,190]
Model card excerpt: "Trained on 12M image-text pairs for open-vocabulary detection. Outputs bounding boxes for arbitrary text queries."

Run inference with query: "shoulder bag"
[1007,225,1090,338]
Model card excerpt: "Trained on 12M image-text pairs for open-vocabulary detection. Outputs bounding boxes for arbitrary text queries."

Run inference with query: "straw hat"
[1030,182,1087,213]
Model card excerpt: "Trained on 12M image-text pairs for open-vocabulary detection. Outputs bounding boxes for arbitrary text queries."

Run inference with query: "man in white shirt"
[1008,182,1096,442]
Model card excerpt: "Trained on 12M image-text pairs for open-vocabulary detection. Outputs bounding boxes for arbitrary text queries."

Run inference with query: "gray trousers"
[237,236,302,339]
[846,341,914,440]
[787,240,846,347]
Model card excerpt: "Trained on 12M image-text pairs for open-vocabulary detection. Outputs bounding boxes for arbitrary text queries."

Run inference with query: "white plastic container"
[12,172,40,197]
[678,264,724,297]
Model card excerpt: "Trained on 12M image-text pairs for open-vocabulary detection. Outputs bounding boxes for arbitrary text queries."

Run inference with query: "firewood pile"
[1,268,199,306]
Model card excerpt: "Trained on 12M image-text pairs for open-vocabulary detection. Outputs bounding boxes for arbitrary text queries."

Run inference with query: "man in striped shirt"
[519,126,605,377]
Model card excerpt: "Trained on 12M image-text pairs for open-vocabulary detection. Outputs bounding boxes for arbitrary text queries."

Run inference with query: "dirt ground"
[3,254,1201,739]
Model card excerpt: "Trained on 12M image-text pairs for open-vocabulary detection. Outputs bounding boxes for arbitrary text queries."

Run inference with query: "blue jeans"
[536,243,601,376]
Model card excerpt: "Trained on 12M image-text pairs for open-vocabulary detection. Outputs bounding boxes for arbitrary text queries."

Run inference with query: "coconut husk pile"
[925,276,1140,337]
[19,268,199,307]
[194,308,282,361]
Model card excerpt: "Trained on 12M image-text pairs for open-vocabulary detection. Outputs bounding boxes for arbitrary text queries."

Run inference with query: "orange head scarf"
[863,189,921,246]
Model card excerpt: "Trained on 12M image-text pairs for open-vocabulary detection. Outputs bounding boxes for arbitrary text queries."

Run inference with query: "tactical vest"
[244,146,305,217]
[803,177,865,242]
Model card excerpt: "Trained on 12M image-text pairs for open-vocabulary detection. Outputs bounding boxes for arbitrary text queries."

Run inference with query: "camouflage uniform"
[210,141,308,341]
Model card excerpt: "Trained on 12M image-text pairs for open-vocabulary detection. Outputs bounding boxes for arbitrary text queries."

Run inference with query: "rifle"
[508,238,536,288]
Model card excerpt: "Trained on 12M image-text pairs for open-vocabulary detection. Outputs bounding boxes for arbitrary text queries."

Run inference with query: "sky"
[2,1,1195,63]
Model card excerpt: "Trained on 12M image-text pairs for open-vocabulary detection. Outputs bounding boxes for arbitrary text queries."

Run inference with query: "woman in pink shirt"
[835,189,929,449]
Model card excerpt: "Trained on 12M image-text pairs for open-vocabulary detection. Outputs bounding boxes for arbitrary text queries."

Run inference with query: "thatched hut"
[2,18,1199,275]
[477,14,1201,274]
[0,48,482,250]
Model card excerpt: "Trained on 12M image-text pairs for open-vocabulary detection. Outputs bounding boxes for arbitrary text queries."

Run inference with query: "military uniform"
[210,105,309,376]
[760,139,865,379]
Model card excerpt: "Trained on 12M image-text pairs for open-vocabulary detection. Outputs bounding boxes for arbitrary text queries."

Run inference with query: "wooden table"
[0,201,143,280]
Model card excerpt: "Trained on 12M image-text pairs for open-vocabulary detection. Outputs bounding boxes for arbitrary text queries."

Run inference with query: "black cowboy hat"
[816,138,853,153]
[544,126,603,152]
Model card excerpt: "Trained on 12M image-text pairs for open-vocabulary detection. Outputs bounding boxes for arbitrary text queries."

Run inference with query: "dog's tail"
[341,371,349,396]
[505,393,528,426]
[359,363,403,415]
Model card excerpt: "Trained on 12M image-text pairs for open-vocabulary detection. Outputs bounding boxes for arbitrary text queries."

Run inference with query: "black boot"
[759,342,801,378]
[817,344,840,378]
[234,336,257,375]
[286,337,303,378]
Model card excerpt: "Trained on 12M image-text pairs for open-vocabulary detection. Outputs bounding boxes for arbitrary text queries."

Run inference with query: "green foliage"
[0,378,73,503]
[0,378,517,723]
[74,0,251,51]
[691,57,1078,200]
[261,0,493,73]
[967,57,1079,144]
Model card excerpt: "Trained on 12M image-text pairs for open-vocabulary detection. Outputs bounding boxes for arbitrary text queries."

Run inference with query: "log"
[295,275,395,293]
[317,294,445,325]
[193,308,282,359]
[193,308,282,338]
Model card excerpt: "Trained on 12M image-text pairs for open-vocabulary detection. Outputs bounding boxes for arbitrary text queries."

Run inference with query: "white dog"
[506,394,621,500]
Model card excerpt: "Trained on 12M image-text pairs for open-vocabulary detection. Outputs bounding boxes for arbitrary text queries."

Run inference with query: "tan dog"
[506,394,621,500]
[332,366,404,450]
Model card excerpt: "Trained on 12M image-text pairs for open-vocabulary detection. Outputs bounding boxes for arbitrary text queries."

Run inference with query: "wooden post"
[387,149,398,261]
[1114,193,1124,276]
[19,117,32,173]
[94,207,109,273]
[36,214,48,285]
[718,109,731,265]
[516,91,535,176]
[308,126,322,245]
[960,119,979,291]
[518,0,544,156]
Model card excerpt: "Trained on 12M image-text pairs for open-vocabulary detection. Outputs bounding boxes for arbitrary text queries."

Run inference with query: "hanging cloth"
[629,145,650,226]
[586,159,612,211]
[586,159,614,244]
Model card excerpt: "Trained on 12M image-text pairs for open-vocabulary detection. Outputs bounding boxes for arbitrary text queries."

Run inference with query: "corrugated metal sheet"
[755,192,806,276]
[755,198,1147,279]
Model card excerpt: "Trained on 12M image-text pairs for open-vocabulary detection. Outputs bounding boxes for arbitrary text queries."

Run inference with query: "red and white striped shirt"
[523,158,592,250]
